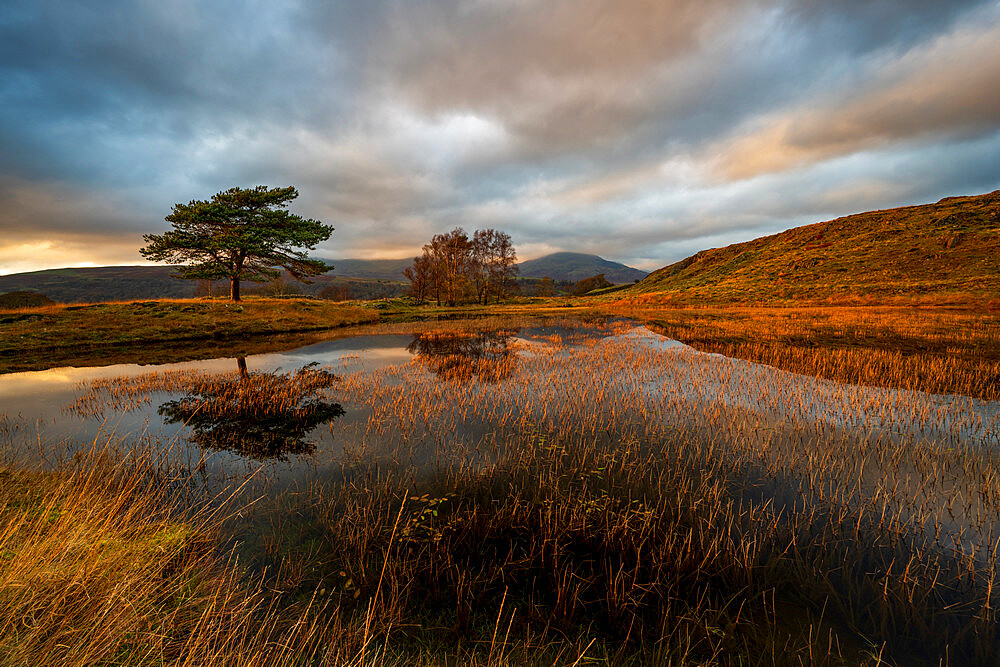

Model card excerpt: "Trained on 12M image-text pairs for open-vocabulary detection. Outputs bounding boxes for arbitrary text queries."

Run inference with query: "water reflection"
[157,360,344,460]
[407,330,517,383]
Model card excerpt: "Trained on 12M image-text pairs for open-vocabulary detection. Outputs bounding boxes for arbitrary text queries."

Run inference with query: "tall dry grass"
[628,306,1000,400]
[0,443,347,666]
[6,314,1000,664]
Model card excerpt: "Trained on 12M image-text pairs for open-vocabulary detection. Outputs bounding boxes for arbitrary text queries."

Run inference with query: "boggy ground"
[0,298,379,373]
[4,316,998,665]
[0,295,559,373]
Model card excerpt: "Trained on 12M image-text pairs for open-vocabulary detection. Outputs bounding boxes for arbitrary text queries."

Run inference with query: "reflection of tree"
[407,331,517,383]
[158,360,344,460]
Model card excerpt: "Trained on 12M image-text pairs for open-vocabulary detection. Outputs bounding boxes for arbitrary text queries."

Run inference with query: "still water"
[1,319,997,485]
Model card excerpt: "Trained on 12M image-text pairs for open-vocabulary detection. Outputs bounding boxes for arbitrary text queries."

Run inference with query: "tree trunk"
[230,276,241,301]
[236,357,248,379]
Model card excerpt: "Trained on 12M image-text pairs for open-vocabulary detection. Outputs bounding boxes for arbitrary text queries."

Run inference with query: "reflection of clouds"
[4,357,245,391]
[0,366,159,413]
[2,337,418,424]
[263,348,413,368]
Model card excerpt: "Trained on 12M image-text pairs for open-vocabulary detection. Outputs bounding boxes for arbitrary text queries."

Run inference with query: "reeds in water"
[6,314,1000,664]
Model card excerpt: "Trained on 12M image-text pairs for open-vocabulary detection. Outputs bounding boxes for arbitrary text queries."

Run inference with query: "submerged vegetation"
[3,315,999,664]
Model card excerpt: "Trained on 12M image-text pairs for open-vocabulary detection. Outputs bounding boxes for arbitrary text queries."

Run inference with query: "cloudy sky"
[2,0,999,275]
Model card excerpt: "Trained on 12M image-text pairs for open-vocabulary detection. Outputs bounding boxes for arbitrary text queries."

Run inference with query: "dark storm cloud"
[0,0,997,274]
[0,2,347,185]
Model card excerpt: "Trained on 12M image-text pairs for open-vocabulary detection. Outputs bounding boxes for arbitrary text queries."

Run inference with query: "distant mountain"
[0,252,648,304]
[626,190,1000,305]
[319,258,412,280]
[320,253,648,283]
[0,266,407,303]
[517,252,647,283]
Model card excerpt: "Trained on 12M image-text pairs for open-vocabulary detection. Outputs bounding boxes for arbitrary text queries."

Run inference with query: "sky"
[1,0,999,275]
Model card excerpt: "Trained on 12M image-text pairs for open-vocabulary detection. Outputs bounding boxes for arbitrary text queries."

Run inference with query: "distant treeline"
[1,255,643,304]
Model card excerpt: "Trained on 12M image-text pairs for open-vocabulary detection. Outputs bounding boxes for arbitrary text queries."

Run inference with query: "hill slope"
[518,252,647,283]
[625,190,1000,305]
[0,266,191,303]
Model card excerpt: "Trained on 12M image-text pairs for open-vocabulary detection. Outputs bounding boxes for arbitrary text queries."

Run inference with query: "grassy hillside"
[625,190,1000,305]
[518,252,647,283]
[0,291,55,308]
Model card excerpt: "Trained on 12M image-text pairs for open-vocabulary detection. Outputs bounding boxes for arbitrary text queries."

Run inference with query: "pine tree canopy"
[140,186,333,300]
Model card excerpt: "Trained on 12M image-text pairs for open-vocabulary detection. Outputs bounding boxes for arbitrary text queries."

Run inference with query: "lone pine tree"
[140,185,332,301]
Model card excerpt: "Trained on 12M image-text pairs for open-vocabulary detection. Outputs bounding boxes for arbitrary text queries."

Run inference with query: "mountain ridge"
[0,252,647,303]
[516,252,647,283]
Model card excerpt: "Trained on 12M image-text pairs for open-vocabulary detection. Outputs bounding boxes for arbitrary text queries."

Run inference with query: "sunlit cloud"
[0,0,998,275]
[0,242,101,276]
[710,7,1000,180]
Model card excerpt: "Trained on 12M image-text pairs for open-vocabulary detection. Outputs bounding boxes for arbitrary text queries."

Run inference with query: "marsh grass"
[5,315,1000,664]
[0,445,273,665]
[244,319,997,664]
[629,306,1000,401]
